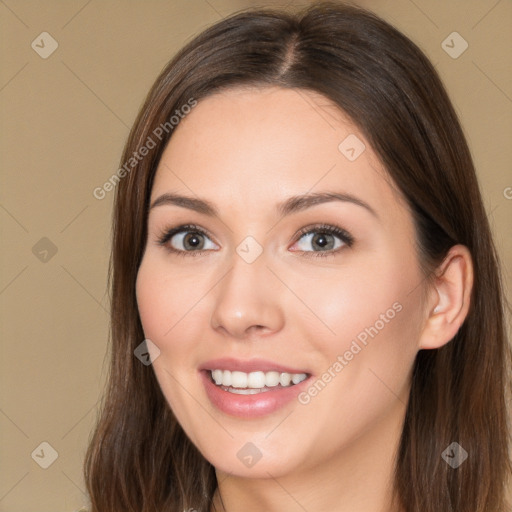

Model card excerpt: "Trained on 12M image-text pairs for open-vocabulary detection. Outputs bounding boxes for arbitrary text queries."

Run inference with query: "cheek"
[301,249,423,372]
[135,257,203,418]
[136,264,172,341]
[136,255,206,342]
[292,273,421,441]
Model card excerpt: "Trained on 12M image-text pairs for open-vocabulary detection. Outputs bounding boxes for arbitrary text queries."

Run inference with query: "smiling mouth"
[209,369,309,394]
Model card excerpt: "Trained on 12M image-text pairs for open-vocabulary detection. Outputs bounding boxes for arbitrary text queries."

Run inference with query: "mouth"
[209,369,308,395]
[199,359,312,417]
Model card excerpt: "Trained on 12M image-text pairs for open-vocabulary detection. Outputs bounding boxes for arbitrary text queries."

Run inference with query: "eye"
[156,224,218,257]
[156,222,354,259]
[290,223,354,258]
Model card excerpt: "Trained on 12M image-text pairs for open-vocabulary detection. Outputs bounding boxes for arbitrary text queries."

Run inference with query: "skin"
[136,86,473,512]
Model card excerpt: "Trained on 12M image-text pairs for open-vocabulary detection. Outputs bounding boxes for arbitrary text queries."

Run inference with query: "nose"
[210,249,285,340]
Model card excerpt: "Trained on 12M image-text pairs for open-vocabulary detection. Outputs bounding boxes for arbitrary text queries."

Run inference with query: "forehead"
[151,86,407,221]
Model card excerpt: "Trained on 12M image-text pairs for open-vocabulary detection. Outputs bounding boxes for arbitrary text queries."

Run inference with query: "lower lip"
[200,370,311,418]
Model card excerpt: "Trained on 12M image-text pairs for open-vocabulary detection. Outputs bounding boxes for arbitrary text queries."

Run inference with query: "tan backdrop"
[0,0,510,510]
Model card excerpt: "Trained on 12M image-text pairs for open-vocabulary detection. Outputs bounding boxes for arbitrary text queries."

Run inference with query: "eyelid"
[291,223,354,246]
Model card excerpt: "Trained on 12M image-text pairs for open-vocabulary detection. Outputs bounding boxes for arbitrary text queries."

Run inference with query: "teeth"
[292,373,306,385]
[222,370,232,386]
[227,387,271,395]
[212,369,223,385]
[265,371,280,387]
[247,371,265,388]
[231,371,248,388]
[210,369,307,389]
[280,372,291,386]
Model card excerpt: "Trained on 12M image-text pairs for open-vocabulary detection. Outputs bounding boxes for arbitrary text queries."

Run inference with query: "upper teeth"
[210,369,307,388]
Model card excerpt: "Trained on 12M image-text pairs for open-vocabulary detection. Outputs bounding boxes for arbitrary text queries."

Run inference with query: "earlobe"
[418,245,474,350]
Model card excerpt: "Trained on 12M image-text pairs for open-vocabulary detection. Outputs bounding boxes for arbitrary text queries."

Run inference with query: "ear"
[418,244,474,350]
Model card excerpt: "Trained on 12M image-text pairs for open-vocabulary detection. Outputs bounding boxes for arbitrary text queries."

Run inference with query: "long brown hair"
[83,2,512,510]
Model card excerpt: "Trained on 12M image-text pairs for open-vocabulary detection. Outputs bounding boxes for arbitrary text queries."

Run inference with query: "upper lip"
[199,357,310,375]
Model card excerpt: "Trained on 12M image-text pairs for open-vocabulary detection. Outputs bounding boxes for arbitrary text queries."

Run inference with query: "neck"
[210,398,406,512]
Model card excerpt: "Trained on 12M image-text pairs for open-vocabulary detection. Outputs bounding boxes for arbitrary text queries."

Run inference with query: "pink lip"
[198,358,312,418]
[199,357,310,374]
[200,370,311,418]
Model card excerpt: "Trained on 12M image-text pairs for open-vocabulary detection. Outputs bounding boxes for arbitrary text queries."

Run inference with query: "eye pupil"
[184,233,203,250]
[313,233,334,251]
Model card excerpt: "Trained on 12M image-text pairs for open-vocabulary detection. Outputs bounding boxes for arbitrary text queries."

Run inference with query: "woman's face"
[136,86,429,478]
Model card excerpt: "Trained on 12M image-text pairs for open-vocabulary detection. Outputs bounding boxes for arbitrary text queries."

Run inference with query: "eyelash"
[156,223,354,259]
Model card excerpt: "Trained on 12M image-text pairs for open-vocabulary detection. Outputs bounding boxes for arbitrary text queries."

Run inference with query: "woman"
[83,2,511,511]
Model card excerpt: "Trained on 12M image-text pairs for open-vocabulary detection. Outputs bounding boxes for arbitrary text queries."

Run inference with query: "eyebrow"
[149,191,378,219]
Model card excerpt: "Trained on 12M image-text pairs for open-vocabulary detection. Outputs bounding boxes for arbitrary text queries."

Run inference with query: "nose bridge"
[210,241,284,339]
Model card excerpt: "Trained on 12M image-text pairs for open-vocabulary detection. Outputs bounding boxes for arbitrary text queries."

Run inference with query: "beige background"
[0,0,510,510]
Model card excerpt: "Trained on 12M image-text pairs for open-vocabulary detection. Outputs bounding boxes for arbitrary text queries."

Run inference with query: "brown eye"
[291,224,353,256]
[305,232,337,251]
[180,232,205,250]
[157,224,219,256]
